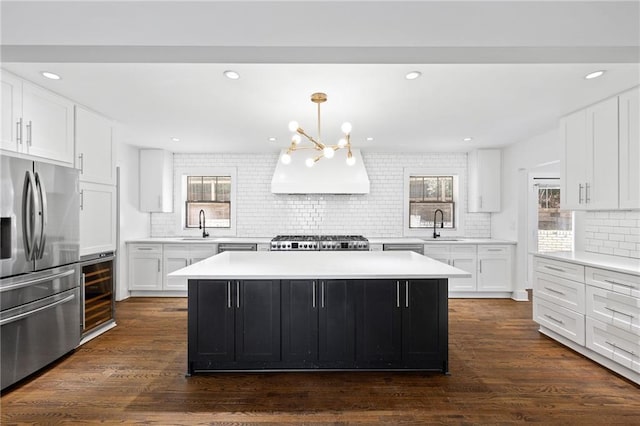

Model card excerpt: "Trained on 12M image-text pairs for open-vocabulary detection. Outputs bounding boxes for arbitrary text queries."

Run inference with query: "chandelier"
[280,92,356,167]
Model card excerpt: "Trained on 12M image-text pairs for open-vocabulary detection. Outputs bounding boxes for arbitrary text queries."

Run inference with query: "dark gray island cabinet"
[187,278,448,374]
[172,251,469,375]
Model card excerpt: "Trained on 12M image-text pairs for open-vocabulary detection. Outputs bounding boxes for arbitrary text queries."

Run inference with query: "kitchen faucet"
[199,209,209,238]
[433,209,444,239]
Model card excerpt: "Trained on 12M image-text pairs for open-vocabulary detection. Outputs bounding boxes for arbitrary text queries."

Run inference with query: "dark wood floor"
[2,296,639,425]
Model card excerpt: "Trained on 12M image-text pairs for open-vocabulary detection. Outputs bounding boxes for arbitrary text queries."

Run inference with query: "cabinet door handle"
[604,279,634,289]
[605,341,635,356]
[451,259,455,267]
[405,281,410,308]
[80,190,84,210]
[604,306,634,318]
[544,265,565,273]
[321,281,325,308]
[585,183,590,204]
[227,281,231,308]
[78,153,84,174]
[312,281,316,308]
[16,118,22,145]
[479,196,483,209]
[236,281,240,308]
[396,281,400,308]
[479,260,482,273]
[544,286,566,296]
[26,120,32,146]
[137,247,153,251]
[81,272,86,329]
[578,184,583,204]
[544,313,564,325]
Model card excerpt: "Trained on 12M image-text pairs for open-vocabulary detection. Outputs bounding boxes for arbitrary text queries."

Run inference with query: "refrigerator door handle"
[0,293,75,326]
[34,172,48,259]
[35,172,48,259]
[0,269,75,293]
[21,170,39,261]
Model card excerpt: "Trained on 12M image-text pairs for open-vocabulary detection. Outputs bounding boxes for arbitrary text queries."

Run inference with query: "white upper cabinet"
[79,181,117,256]
[619,87,640,210]
[1,71,22,152]
[75,106,115,185]
[562,95,619,210]
[468,149,501,213]
[139,149,173,212]
[1,70,74,165]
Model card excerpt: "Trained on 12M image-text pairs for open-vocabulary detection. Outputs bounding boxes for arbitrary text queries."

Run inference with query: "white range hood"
[271,149,370,194]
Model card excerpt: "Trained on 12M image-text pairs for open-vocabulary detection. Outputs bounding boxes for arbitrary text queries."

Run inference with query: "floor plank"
[1,296,639,424]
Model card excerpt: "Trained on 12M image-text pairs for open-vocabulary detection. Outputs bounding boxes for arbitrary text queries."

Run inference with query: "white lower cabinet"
[533,254,640,384]
[79,182,116,256]
[424,243,513,297]
[128,244,163,291]
[163,244,216,291]
[477,245,512,292]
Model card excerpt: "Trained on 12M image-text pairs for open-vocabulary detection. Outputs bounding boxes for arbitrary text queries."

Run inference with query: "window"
[536,184,573,253]
[185,176,231,228]
[409,176,455,228]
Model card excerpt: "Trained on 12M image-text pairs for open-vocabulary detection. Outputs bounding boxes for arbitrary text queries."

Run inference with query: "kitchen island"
[170,251,469,375]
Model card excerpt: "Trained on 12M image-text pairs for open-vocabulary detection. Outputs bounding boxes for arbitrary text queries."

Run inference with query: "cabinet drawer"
[534,272,585,313]
[451,245,476,255]
[586,317,640,374]
[130,244,162,254]
[534,297,585,345]
[586,267,640,298]
[423,244,451,256]
[534,257,585,283]
[587,286,640,336]
[478,245,510,256]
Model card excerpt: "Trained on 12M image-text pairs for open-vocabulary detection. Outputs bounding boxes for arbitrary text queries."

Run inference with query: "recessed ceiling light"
[223,70,240,80]
[585,70,605,80]
[366,137,374,141]
[41,71,61,80]
[463,137,473,142]
[171,137,180,142]
[405,71,422,80]
[268,137,277,142]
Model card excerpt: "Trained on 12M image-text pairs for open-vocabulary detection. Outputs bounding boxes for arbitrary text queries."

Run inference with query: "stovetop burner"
[270,235,369,251]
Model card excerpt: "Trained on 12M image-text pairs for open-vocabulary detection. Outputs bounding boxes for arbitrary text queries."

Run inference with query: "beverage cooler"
[80,252,116,338]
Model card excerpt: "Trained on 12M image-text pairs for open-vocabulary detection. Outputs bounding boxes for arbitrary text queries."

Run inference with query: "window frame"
[184,176,232,229]
[173,166,237,237]
[403,167,466,237]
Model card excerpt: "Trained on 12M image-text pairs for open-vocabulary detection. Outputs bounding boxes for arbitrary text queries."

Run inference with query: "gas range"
[270,235,369,251]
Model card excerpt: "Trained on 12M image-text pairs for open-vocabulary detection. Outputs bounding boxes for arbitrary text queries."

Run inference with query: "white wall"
[149,152,492,238]
[492,128,563,300]
[115,142,150,300]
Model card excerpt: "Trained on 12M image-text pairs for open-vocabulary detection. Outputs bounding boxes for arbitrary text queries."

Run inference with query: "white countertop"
[169,251,471,280]
[533,251,640,276]
[127,237,515,245]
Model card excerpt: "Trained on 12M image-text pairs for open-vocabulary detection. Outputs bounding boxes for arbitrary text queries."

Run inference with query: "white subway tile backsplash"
[584,210,640,259]
[150,152,492,239]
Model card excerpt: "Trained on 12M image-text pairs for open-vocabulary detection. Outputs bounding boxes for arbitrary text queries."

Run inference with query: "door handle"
[81,272,86,329]
[585,183,590,203]
[396,281,400,308]
[78,153,84,174]
[34,172,47,260]
[405,281,409,308]
[26,120,32,146]
[312,281,316,308]
[227,281,231,308]
[16,118,22,145]
[236,281,240,308]
[578,183,584,204]
[321,281,325,308]
[22,170,39,261]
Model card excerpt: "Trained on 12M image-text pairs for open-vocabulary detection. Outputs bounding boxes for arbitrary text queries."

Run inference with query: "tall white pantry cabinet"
[75,106,117,257]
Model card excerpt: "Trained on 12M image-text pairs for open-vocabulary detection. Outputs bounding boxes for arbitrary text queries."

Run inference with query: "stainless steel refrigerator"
[0,154,81,390]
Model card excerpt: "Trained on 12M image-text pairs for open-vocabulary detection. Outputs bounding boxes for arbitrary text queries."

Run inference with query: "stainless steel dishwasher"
[217,243,257,253]
[382,243,425,255]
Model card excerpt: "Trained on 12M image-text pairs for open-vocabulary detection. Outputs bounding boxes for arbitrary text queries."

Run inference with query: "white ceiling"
[2,1,639,154]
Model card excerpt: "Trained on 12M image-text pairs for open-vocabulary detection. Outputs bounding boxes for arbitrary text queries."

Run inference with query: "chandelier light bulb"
[281,153,291,165]
[292,134,302,144]
[305,158,315,168]
[338,138,347,148]
[341,122,352,134]
[323,147,335,159]
[288,121,299,132]
[346,153,356,166]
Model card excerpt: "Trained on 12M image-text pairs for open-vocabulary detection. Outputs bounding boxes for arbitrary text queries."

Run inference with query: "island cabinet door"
[281,280,319,364]
[354,280,402,364]
[401,279,448,367]
[235,280,281,363]
[188,280,235,366]
[318,280,355,364]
